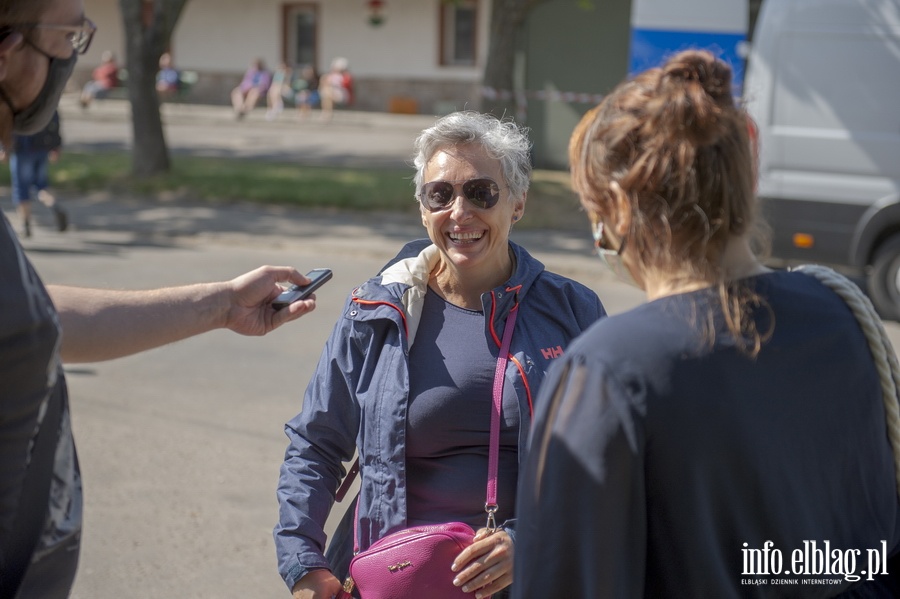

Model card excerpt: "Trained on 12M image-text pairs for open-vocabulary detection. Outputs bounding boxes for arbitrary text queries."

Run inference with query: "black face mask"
[0,38,77,135]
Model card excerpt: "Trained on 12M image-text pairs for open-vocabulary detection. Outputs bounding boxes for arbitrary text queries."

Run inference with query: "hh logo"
[541,345,563,360]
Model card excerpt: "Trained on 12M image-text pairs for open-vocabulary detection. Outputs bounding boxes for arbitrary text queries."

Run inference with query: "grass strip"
[0,151,588,231]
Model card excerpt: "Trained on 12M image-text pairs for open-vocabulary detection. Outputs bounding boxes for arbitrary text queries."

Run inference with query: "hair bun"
[648,50,734,146]
[663,50,732,102]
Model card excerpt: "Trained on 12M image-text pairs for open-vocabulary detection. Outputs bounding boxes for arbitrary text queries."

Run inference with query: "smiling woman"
[413,112,530,310]
[274,111,606,599]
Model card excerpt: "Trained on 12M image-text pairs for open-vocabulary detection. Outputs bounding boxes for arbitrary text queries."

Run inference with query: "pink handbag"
[347,521,476,599]
[340,308,518,599]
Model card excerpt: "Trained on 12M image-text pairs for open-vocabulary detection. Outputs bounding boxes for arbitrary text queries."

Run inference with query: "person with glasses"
[0,1,319,597]
[275,111,605,599]
[512,50,900,598]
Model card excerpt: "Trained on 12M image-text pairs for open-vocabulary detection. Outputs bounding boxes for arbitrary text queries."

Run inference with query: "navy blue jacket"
[275,240,605,590]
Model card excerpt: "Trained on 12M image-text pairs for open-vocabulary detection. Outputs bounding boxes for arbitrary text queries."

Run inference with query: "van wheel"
[868,236,900,321]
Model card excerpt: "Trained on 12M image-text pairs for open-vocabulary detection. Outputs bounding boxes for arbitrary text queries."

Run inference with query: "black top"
[514,270,900,598]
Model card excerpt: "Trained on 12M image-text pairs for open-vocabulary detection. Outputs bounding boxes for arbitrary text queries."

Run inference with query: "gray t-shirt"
[0,215,81,598]
[406,287,520,529]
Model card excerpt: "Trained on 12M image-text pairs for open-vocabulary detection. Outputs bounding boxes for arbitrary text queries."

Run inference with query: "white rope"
[793,264,900,497]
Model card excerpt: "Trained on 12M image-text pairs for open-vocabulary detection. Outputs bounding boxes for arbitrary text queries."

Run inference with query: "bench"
[105,68,198,102]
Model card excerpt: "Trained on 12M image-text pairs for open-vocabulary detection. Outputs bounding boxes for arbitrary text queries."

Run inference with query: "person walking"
[2,109,67,237]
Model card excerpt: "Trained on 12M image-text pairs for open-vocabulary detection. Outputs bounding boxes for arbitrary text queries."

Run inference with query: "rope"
[793,264,900,497]
[480,86,605,104]
[479,87,606,124]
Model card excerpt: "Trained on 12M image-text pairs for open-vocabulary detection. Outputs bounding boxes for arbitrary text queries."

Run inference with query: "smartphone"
[272,268,333,310]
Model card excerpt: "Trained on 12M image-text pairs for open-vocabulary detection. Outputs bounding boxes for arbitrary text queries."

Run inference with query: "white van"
[743,0,900,318]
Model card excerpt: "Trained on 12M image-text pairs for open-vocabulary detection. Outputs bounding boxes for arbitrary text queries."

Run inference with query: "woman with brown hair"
[513,49,900,597]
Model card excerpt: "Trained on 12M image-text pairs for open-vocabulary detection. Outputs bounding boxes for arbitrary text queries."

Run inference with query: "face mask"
[592,220,638,287]
[0,41,77,135]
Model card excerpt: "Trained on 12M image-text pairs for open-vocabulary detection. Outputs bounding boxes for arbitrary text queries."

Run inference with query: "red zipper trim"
[510,354,534,418]
[351,297,408,338]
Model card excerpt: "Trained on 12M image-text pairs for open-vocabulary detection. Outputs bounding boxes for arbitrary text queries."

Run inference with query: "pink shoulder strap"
[348,305,518,552]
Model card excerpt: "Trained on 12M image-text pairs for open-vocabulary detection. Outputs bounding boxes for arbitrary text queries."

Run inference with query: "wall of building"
[74,0,489,115]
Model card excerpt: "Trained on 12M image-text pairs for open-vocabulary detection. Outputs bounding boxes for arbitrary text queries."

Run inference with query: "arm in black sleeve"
[513,355,648,599]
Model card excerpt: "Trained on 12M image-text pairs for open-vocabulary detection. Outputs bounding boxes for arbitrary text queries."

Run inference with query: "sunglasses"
[418,178,502,212]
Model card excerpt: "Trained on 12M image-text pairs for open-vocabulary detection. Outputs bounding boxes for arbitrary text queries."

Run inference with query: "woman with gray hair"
[275,111,605,599]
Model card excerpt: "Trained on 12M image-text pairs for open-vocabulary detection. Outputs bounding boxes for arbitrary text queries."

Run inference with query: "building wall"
[75,0,489,115]
[522,0,633,169]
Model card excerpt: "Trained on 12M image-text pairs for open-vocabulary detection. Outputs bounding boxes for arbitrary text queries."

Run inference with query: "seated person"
[319,57,353,121]
[80,50,118,108]
[231,58,271,119]
[292,65,320,120]
[156,52,180,101]
[265,62,293,120]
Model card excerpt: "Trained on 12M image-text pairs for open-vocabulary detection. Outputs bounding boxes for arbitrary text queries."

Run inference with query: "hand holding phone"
[273,268,332,310]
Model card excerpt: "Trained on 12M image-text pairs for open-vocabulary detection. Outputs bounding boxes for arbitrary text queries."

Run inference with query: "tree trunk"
[118,0,189,177]
[480,0,547,121]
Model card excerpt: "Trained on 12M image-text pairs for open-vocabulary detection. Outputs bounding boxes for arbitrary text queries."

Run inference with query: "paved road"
[14,196,644,599]
[8,98,646,598]
[8,97,900,598]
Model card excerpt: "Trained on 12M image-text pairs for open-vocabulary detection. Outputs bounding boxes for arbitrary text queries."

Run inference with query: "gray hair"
[413,111,533,201]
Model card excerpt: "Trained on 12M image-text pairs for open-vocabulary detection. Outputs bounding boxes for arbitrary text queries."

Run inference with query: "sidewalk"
[8,94,599,278]
[57,93,437,169]
[28,93,594,263]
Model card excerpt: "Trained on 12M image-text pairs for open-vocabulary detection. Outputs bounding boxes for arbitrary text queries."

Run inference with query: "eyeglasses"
[22,17,96,55]
[418,178,503,212]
